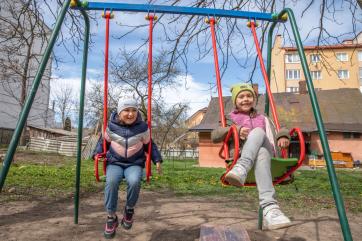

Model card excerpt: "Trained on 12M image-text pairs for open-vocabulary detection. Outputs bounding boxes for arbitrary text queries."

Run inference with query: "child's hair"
[230,83,257,104]
[117,98,138,114]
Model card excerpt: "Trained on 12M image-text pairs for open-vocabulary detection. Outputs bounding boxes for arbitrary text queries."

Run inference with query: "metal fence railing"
[160,149,199,160]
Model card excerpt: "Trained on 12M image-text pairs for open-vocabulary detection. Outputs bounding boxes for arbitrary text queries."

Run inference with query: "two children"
[211,83,292,230]
[94,85,292,238]
[93,98,162,239]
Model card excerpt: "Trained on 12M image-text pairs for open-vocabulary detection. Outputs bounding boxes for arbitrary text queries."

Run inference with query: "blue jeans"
[104,164,143,215]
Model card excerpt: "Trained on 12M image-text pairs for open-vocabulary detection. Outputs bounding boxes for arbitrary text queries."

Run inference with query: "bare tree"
[115,0,361,84]
[151,102,189,150]
[85,50,189,148]
[85,81,121,129]
[110,50,181,120]
[52,82,74,128]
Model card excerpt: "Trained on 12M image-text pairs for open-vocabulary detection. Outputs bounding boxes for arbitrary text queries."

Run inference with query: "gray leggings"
[236,127,277,208]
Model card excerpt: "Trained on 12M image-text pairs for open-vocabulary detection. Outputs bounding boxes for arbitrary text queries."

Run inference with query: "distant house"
[27,125,76,140]
[271,32,362,93]
[167,107,208,150]
[191,88,362,167]
[0,1,55,144]
[185,107,208,128]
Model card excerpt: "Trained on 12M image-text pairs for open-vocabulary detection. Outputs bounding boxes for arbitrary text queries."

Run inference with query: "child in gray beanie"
[93,97,162,239]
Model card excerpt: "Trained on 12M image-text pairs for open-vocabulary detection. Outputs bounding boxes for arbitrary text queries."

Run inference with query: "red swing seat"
[206,18,306,187]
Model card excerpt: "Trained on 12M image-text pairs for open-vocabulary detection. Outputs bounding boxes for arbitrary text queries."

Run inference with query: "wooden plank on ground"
[200,223,251,241]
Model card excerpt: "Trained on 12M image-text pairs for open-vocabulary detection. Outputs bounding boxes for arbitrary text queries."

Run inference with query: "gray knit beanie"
[117,98,138,114]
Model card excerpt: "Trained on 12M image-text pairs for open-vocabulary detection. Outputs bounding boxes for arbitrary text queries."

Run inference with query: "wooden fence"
[28,135,88,157]
[0,128,14,145]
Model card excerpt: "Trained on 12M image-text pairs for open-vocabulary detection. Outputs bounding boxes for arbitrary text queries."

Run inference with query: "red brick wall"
[198,132,225,167]
[310,132,362,161]
[198,131,362,167]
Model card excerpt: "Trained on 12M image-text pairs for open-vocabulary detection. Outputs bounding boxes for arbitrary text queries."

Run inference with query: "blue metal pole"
[76,2,281,22]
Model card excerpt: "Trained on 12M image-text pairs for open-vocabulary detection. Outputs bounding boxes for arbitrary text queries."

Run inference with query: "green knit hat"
[230,83,256,105]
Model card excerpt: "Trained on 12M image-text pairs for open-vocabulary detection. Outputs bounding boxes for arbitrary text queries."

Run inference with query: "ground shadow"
[150,227,200,241]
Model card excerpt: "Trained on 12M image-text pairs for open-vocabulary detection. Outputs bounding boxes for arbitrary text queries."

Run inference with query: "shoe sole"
[263,221,293,230]
[104,231,116,239]
[104,220,119,239]
[121,219,133,230]
[224,172,244,187]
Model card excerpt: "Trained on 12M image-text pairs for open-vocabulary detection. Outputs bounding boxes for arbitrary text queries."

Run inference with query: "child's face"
[235,90,255,113]
[118,107,138,125]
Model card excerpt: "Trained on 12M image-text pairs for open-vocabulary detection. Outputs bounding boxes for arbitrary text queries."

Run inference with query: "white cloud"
[51,74,212,118]
[161,75,212,116]
[50,76,98,101]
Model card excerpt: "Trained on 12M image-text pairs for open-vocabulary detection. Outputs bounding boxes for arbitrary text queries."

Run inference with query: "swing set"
[0,1,353,240]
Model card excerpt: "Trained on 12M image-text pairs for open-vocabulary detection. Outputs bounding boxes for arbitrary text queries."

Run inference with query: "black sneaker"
[104,215,119,239]
[121,207,134,230]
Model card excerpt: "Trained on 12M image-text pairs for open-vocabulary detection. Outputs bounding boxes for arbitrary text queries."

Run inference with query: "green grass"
[1,154,362,213]
[2,158,103,199]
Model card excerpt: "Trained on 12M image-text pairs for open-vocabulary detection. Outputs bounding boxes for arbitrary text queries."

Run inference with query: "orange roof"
[283,43,362,51]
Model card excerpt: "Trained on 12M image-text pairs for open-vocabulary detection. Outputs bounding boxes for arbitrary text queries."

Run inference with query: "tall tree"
[85,50,189,148]
[110,50,181,121]
[115,0,361,83]
[51,81,74,129]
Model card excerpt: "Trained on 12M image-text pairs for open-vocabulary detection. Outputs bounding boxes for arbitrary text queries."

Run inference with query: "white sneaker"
[263,207,292,230]
[224,165,247,187]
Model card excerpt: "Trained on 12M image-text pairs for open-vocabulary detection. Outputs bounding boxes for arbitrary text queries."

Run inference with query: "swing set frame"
[0,1,353,240]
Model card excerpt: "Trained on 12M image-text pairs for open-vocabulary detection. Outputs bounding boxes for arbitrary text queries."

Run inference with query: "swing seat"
[220,126,305,187]
[94,153,107,182]
[244,157,298,184]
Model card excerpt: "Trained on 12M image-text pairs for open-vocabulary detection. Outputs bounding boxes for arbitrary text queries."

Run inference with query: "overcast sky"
[49,0,361,120]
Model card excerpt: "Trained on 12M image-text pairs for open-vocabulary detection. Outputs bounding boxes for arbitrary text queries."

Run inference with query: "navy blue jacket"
[93,112,162,168]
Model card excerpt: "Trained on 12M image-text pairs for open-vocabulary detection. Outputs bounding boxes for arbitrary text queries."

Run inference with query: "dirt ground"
[0,190,361,241]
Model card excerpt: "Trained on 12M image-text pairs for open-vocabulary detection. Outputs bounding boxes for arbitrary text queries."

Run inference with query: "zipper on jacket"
[125,129,128,159]
[249,113,254,129]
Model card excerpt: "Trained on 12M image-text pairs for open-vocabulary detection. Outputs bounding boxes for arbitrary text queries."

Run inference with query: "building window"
[286,69,300,80]
[343,132,351,139]
[311,71,322,80]
[285,53,300,63]
[353,133,361,139]
[310,54,320,63]
[338,70,349,79]
[359,67,362,85]
[336,53,348,62]
[358,51,362,61]
[286,87,299,93]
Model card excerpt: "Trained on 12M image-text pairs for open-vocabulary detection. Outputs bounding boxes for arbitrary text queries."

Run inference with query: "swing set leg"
[258,206,263,230]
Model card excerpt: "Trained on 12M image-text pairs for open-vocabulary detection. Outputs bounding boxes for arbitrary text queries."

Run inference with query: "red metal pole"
[209,18,226,127]
[208,18,229,161]
[146,15,155,182]
[103,12,110,153]
[249,21,280,130]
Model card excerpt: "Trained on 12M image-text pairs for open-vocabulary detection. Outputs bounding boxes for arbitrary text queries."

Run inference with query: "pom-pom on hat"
[230,83,256,105]
[117,98,138,114]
